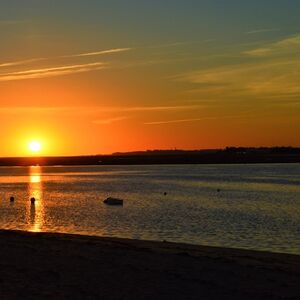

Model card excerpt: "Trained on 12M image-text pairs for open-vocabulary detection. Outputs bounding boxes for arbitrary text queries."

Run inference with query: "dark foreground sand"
[0,230,299,299]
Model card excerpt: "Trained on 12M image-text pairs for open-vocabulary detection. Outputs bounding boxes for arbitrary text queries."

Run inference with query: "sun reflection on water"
[30,175,41,183]
[27,166,44,232]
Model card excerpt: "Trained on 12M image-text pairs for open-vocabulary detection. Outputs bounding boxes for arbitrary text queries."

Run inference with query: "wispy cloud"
[144,113,254,125]
[148,42,190,49]
[0,47,131,74]
[0,58,45,68]
[90,104,204,114]
[246,28,280,35]
[0,104,203,115]
[144,118,207,125]
[68,47,132,58]
[93,116,128,125]
[177,56,300,100]
[119,105,203,112]
[244,34,300,56]
[147,39,216,49]
[0,62,106,81]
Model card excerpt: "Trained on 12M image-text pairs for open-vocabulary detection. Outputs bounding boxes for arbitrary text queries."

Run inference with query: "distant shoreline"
[1,147,300,166]
[0,230,299,299]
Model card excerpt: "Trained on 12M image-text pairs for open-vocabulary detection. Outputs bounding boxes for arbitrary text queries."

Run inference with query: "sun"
[29,141,42,153]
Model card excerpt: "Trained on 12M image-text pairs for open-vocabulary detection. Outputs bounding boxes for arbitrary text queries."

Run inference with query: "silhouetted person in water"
[30,197,35,205]
[30,204,36,225]
[10,196,15,202]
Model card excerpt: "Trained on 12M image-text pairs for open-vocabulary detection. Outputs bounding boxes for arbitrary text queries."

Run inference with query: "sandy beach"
[0,230,299,299]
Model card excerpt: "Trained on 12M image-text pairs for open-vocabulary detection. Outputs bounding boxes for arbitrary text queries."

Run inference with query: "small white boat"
[103,197,123,206]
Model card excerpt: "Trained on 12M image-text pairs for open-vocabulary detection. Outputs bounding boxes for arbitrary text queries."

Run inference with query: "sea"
[0,164,299,254]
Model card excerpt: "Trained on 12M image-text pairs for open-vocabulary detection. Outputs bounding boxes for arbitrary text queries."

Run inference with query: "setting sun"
[29,141,42,153]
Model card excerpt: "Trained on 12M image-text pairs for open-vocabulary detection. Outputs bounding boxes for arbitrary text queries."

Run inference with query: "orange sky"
[0,1,299,156]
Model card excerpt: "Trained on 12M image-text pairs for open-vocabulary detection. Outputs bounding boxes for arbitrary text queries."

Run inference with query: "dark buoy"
[103,197,123,206]
[164,192,167,196]
[30,197,36,204]
[217,189,221,193]
[10,196,15,202]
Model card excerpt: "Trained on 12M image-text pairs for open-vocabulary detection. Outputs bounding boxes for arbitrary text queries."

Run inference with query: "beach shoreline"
[0,230,299,299]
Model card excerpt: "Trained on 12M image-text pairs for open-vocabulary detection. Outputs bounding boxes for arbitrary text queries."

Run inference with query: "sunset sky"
[1,0,300,156]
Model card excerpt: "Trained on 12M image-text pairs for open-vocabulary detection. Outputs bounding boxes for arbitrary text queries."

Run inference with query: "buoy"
[30,197,36,204]
[103,197,123,206]
[164,192,167,196]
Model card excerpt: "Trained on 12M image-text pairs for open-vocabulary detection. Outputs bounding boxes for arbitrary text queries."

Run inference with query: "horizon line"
[0,146,299,160]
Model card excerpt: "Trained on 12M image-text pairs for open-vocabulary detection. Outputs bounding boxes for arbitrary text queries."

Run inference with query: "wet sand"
[0,230,299,299]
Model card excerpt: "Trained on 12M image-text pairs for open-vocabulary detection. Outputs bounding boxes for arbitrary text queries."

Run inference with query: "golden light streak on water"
[27,166,44,232]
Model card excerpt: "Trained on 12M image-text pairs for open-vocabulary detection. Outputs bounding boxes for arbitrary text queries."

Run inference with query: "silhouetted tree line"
[0,147,299,166]
[224,147,300,154]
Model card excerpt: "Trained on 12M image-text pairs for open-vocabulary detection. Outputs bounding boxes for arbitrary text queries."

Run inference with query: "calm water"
[0,164,299,254]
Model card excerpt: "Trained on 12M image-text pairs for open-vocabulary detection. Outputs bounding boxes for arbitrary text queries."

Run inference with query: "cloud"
[144,113,251,125]
[244,34,300,56]
[52,104,204,114]
[0,104,204,115]
[177,57,300,100]
[246,28,280,35]
[93,116,128,125]
[147,39,216,49]
[0,62,106,81]
[119,104,203,112]
[0,58,45,68]
[243,47,272,56]
[144,118,207,125]
[276,35,300,47]
[69,48,132,58]
[0,47,131,73]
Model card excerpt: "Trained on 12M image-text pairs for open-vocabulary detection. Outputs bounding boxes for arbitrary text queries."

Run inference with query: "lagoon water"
[0,164,299,254]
